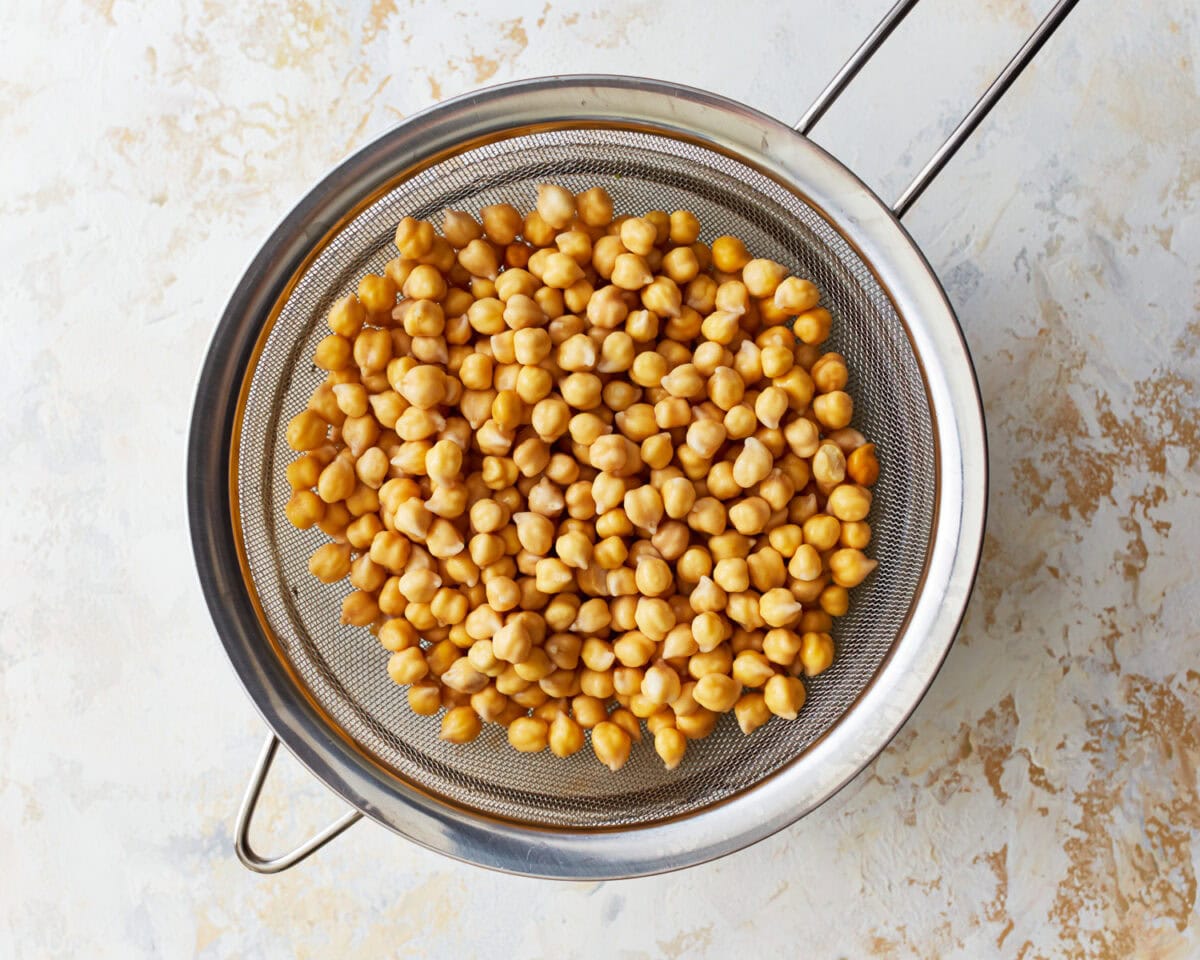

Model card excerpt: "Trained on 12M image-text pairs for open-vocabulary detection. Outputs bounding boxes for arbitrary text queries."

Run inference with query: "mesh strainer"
[189,1,1075,878]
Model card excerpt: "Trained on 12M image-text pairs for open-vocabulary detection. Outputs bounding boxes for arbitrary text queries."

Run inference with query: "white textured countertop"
[3,1,1198,956]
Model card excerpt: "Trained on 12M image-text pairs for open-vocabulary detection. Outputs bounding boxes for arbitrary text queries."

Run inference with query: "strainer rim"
[188,74,986,878]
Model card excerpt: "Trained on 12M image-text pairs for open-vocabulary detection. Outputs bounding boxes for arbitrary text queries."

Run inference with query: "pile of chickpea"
[283,184,880,772]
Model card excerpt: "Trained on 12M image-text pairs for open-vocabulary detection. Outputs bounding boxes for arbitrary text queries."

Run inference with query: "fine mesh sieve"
[237,130,935,828]
[192,0,1074,878]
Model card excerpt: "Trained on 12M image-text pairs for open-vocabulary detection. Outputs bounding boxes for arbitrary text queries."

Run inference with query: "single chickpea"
[732,437,773,488]
[591,721,633,771]
[286,452,324,490]
[676,708,718,740]
[540,251,585,289]
[774,276,821,314]
[327,294,366,338]
[394,216,435,259]
[828,548,878,587]
[728,497,771,536]
[732,650,776,688]
[712,235,752,272]
[535,184,575,229]
[653,726,687,770]
[668,209,701,245]
[760,345,794,380]
[734,692,771,734]
[692,674,740,713]
[642,277,682,317]
[402,264,447,302]
[386,649,432,692]
[686,420,727,459]
[788,543,823,582]
[662,245,700,284]
[611,253,654,290]
[826,484,873,522]
[316,455,356,504]
[713,556,751,593]
[800,632,835,677]
[700,310,741,345]
[506,716,549,753]
[545,711,584,758]
[846,443,880,486]
[810,353,849,394]
[286,410,329,451]
[677,547,713,585]
[794,307,832,345]
[308,542,352,583]
[759,587,804,628]
[624,485,665,533]
[763,674,806,719]
[762,628,802,666]
[742,259,787,298]
[802,513,842,552]
[576,186,614,227]
[619,217,657,256]
[345,513,383,549]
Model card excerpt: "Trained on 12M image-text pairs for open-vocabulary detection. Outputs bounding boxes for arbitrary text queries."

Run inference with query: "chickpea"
[828,548,878,588]
[662,245,700,284]
[727,698,769,743]
[742,259,787,298]
[611,253,653,290]
[285,489,326,530]
[676,707,717,739]
[502,716,546,753]
[732,650,775,689]
[802,513,842,552]
[619,217,657,256]
[794,307,832,345]
[762,628,802,666]
[728,497,771,536]
[758,587,802,628]
[692,674,740,713]
[591,721,632,771]
[788,543,823,582]
[394,216,434,259]
[576,186,614,227]
[307,542,351,583]
[642,276,682,317]
[387,647,429,685]
[846,443,880,487]
[763,674,806,719]
[731,437,773,488]
[536,184,575,229]
[800,632,835,677]
[327,294,366,338]
[712,235,751,272]
[540,711,583,758]
[686,420,726,460]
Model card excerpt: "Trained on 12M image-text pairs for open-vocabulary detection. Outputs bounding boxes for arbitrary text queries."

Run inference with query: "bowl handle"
[234,734,363,874]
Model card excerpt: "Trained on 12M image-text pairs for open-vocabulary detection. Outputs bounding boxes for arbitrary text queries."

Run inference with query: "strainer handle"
[796,0,1080,217]
[234,734,363,874]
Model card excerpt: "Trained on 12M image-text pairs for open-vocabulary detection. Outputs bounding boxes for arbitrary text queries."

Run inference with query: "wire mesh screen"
[236,128,936,828]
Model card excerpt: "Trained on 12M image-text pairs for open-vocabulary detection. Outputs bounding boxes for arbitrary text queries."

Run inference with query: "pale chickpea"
[576,186,614,227]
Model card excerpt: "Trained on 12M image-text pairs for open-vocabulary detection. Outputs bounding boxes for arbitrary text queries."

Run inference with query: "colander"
[189,0,1076,878]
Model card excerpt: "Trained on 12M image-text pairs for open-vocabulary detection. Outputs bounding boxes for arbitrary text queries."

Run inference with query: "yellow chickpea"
[591,721,632,771]
[576,186,614,226]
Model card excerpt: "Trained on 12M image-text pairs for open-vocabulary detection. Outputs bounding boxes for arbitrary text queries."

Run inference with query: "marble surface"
[3,0,1198,956]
